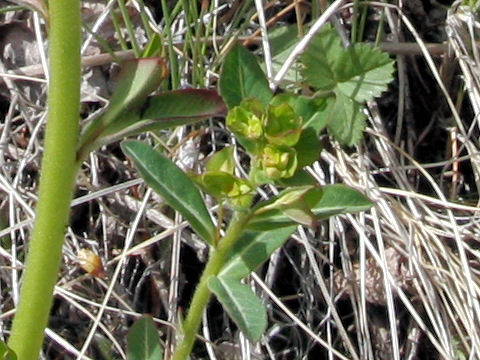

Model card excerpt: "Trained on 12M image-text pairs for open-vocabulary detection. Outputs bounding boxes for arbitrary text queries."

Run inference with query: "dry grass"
[1,0,480,359]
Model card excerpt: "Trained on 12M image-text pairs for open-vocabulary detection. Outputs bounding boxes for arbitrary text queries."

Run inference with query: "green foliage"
[247,185,373,231]
[77,60,227,162]
[301,25,394,102]
[219,43,273,108]
[120,34,388,359]
[220,226,297,280]
[301,25,395,145]
[0,341,17,360]
[127,316,163,360]
[207,276,267,342]
[121,140,216,245]
[327,93,367,146]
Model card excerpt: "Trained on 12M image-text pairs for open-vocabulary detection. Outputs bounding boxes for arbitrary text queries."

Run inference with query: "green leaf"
[206,147,235,174]
[127,315,163,360]
[122,140,216,245]
[301,25,394,102]
[142,34,163,57]
[220,226,296,280]
[207,276,267,342]
[301,26,343,92]
[326,93,366,146]
[109,57,168,116]
[277,170,316,187]
[247,184,372,230]
[77,58,169,159]
[293,127,321,169]
[254,186,323,227]
[334,43,395,103]
[106,89,227,139]
[0,341,17,360]
[78,89,226,160]
[219,43,273,108]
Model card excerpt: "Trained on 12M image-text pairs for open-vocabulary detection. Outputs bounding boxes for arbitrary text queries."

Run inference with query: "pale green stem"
[172,210,252,360]
[7,1,81,359]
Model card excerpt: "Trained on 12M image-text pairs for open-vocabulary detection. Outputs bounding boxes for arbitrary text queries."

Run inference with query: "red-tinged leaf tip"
[174,88,228,117]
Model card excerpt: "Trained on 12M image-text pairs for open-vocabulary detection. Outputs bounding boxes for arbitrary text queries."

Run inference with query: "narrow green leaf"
[0,340,17,360]
[219,43,273,108]
[142,34,163,57]
[327,93,366,146]
[219,226,296,280]
[122,140,216,245]
[110,58,168,113]
[247,184,372,230]
[78,89,226,161]
[77,58,170,160]
[127,315,163,360]
[208,276,267,342]
[142,89,228,120]
[105,89,227,140]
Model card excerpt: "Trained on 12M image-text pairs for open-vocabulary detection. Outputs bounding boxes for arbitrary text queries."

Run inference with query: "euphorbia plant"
[122,33,394,360]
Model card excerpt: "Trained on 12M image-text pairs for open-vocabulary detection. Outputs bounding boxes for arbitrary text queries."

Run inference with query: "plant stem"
[7,1,81,359]
[172,210,252,360]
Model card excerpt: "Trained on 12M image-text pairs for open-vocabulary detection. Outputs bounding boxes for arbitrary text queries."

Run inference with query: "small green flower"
[265,103,302,147]
[226,98,264,140]
[261,145,297,180]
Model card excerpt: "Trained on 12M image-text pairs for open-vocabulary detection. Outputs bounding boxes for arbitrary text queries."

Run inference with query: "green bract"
[265,102,302,147]
[192,171,253,208]
[226,99,264,138]
[260,144,297,180]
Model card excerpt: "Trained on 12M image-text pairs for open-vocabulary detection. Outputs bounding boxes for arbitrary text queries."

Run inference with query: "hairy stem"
[7,1,81,359]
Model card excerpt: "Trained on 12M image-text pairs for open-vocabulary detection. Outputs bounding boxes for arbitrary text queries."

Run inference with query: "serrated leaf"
[301,26,343,92]
[220,226,296,280]
[247,184,372,230]
[219,43,273,108]
[0,341,17,360]
[301,25,394,103]
[127,316,163,360]
[122,141,216,245]
[335,43,395,103]
[327,92,366,146]
[208,276,267,342]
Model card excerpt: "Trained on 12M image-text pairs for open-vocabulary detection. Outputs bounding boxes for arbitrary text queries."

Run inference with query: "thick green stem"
[8,1,81,359]
[172,210,252,360]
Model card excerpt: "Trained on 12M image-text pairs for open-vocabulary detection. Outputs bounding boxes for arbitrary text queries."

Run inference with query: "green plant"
[1,9,393,357]
[121,29,394,360]
[2,8,225,359]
